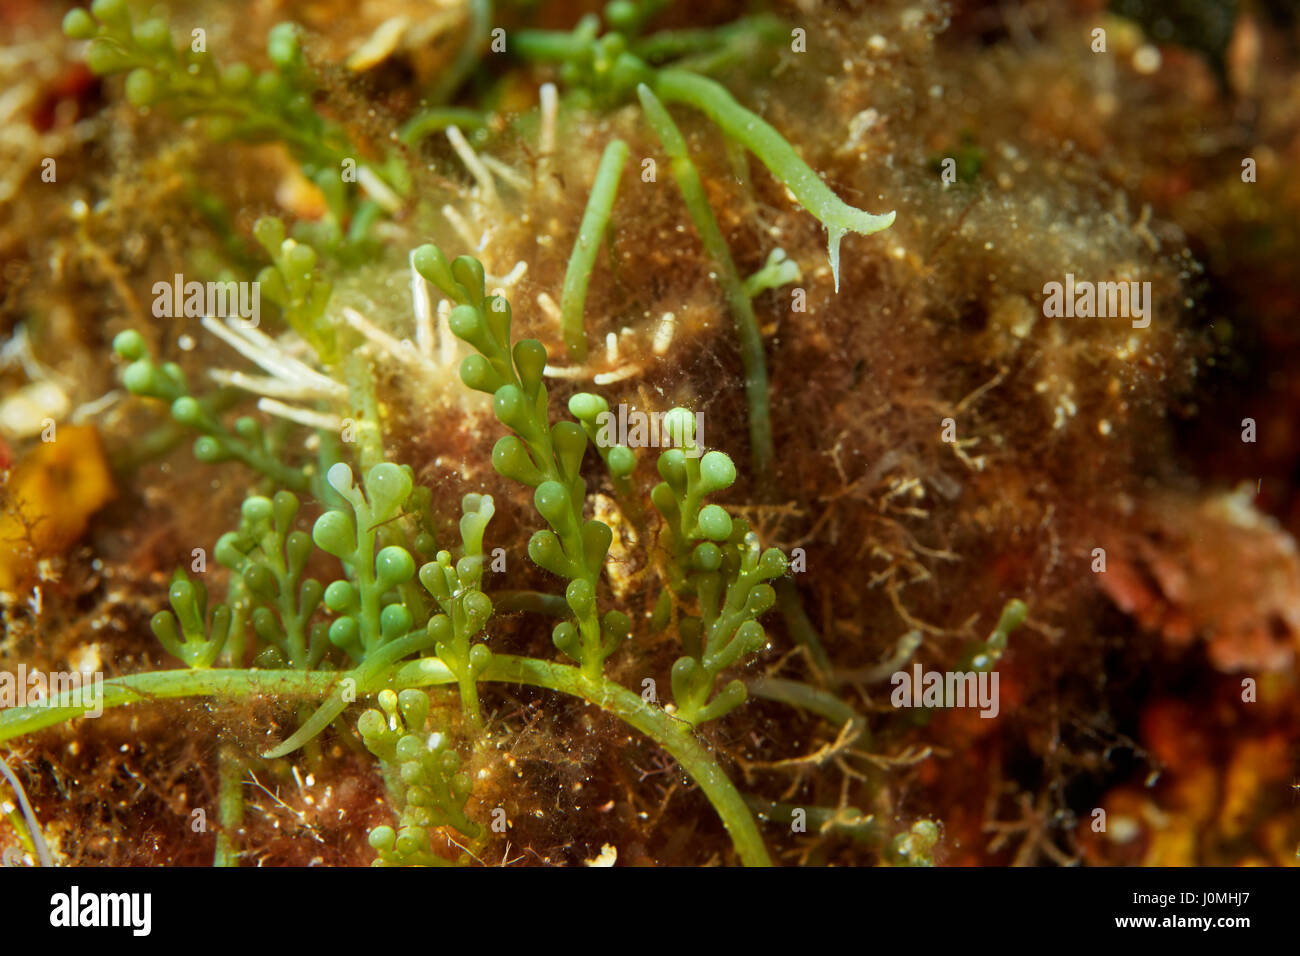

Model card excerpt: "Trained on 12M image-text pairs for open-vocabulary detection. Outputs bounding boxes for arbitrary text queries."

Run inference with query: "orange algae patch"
[0,425,114,592]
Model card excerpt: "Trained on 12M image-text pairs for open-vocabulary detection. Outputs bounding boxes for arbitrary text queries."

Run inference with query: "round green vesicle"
[323,580,356,612]
[220,62,253,92]
[313,509,356,558]
[357,709,386,741]
[85,40,130,75]
[607,444,636,477]
[565,578,595,615]
[112,329,147,360]
[568,392,607,422]
[124,69,158,108]
[427,614,453,645]
[381,604,413,639]
[241,496,274,524]
[697,504,733,541]
[267,22,302,70]
[661,408,696,449]
[692,541,722,571]
[528,530,568,576]
[657,449,687,491]
[62,8,97,39]
[448,304,483,342]
[132,18,171,53]
[120,360,156,394]
[492,384,528,432]
[91,0,128,25]
[513,339,547,390]
[533,480,570,528]
[170,396,203,427]
[459,354,497,393]
[366,463,412,515]
[328,616,359,649]
[699,450,737,492]
[375,546,416,590]
[192,436,227,463]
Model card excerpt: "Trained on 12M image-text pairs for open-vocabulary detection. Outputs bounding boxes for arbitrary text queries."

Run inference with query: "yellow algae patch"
[0,426,115,592]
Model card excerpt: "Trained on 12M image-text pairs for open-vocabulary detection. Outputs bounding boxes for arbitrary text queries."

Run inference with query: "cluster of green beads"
[251,217,336,366]
[649,409,788,725]
[150,570,233,669]
[215,491,328,669]
[359,689,480,867]
[313,462,427,662]
[64,2,344,176]
[413,245,630,679]
[420,495,497,727]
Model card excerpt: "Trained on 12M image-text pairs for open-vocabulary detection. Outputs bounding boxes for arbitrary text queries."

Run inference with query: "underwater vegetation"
[0,0,1299,868]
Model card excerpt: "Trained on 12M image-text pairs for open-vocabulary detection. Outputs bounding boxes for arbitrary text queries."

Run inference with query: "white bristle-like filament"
[480,155,529,193]
[410,250,436,359]
[201,315,346,398]
[342,307,436,371]
[256,398,344,432]
[446,125,498,207]
[537,292,562,326]
[538,82,557,186]
[487,260,527,289]
[442,203,478,250]
[594,366,641,386]
[438,299,458,368]
[209,369,338,402]
[358,165,402,213]
[542,364,587,380]
[653,311,676,355]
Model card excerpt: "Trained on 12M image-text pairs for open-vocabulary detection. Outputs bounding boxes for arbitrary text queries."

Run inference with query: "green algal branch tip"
[645,409,788,725]
[418,494,497,730]
[252,217,336,367]
[510,10,895,291]
[652,69,894,292]
[149,570,235,669]
[567,392,639,500]
[635,84,833,677]
[744,248,801,298]
[636,84,775,476]
[963,598,1028,672]
[561,138,630,362]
